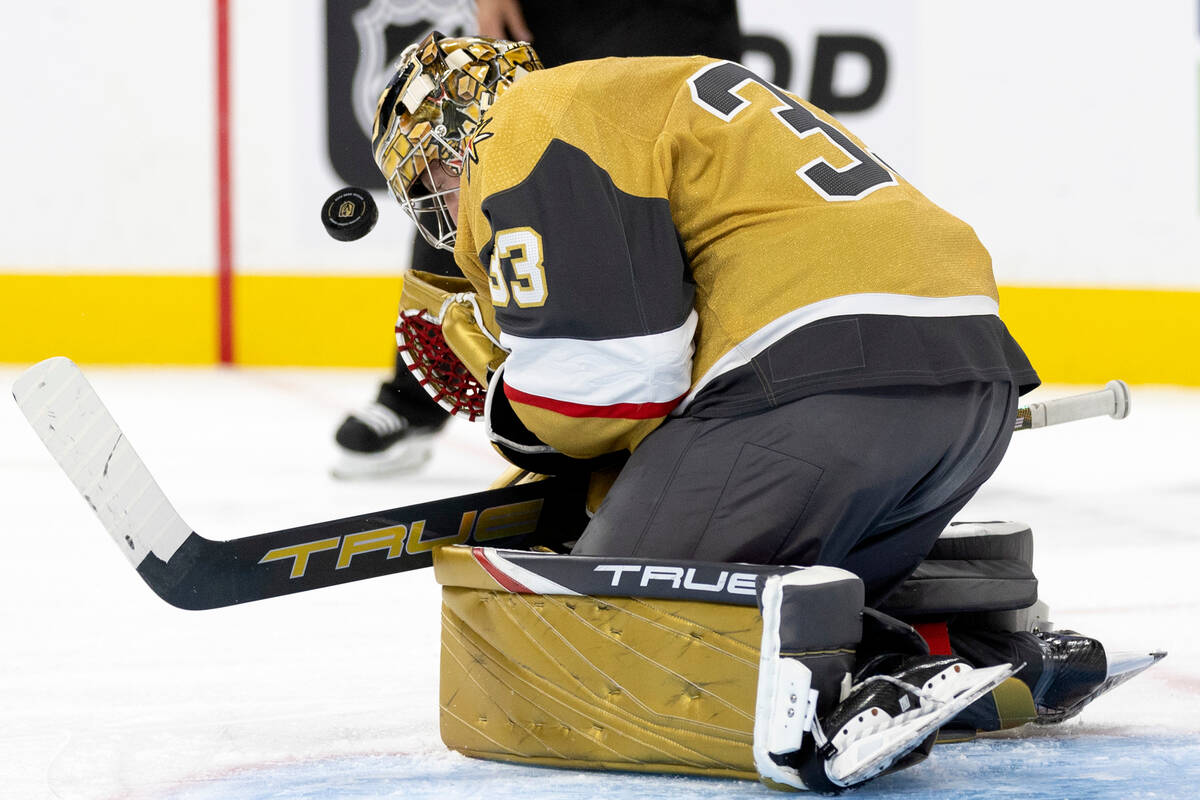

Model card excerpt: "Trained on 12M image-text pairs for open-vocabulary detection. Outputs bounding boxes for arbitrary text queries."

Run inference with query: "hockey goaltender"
[359,31,1161,792]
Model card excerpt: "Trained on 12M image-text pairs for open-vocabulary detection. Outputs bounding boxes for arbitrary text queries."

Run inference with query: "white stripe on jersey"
[499,310,698,408]
[677,293,1001,412]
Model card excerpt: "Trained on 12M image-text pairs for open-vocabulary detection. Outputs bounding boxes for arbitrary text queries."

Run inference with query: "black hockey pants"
[573,381,1018,607]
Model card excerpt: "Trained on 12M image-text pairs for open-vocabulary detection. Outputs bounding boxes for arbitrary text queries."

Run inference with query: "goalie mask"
[371,32,542,251]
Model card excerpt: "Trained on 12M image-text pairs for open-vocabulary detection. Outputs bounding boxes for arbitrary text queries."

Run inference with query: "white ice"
[1,366,1197,799]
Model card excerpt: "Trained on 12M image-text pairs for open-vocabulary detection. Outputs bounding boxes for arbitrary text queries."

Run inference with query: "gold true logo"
[257,499,545,578]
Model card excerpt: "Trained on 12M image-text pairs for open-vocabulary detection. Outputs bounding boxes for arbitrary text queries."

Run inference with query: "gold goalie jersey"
[455,56,1038,460]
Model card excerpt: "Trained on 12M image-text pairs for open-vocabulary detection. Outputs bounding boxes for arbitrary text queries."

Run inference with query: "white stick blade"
[13,357,193,565]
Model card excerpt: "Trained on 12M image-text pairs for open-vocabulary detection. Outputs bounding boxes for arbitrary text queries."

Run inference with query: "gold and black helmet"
[372,31,542,251]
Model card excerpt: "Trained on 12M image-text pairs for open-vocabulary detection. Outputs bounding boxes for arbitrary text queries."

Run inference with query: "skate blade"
[1107,650,1167,681]
[330,438,435,479]
[828,663,1015,787]
[1037,649,1166,725]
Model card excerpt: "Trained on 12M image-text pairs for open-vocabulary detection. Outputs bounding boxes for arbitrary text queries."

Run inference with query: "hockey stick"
[1013,380,1130,431]
[13,357,588,610]
[13,358,1130,610]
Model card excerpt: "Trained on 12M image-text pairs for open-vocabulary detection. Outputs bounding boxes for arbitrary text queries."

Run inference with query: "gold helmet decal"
[371,31,542,251]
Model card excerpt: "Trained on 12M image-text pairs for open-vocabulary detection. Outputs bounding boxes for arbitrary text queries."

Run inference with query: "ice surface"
[1,366,1197,799]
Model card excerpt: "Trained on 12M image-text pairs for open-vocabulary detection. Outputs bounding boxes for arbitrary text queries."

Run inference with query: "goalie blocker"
[433,529,1024,792]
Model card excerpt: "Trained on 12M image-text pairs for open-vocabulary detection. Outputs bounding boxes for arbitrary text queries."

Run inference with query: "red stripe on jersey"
[471,547,533,593]
[503,384,685,419]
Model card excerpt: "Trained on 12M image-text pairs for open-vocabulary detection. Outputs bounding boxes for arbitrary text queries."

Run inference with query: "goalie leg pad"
[435,546,863,782]
[753,570,862,791]
[437,546,767,779]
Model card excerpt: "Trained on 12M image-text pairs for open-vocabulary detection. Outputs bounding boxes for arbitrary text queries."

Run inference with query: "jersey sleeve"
[460,132,696,459]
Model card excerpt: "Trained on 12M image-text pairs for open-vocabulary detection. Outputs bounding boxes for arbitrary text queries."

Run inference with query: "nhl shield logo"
[326,0,472,187]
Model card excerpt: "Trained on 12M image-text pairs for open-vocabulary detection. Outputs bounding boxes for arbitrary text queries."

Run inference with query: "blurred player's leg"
[332,235,456,478]
[331,349,450,478]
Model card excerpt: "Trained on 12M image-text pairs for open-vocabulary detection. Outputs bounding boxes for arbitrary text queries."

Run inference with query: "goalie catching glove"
[395,269,507,421]
[396,269,624,476]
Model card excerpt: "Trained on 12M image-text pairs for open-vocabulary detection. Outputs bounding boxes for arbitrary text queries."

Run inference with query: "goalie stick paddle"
[13,357,588,610]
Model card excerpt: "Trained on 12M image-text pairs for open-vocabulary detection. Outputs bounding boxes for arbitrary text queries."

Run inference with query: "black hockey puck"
[321,187,379,242]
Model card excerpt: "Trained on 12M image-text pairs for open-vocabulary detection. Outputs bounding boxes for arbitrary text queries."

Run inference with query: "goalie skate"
[818,656,1016,788]
[1031,631,1166,725]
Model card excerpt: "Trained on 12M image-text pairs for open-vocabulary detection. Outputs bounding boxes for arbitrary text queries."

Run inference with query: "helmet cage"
[383,122,462,252]
[372,32,541,251]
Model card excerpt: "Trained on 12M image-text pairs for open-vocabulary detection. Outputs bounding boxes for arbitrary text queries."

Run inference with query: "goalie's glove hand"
[439,292,507,387]
[396,270,507,420]
[486,363,625,476]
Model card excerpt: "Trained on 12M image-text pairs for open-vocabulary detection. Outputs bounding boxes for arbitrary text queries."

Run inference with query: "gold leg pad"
[438,585,764,779]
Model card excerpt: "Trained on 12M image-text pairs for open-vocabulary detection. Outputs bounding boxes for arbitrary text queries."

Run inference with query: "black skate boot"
[946,627,1167,734]
[332,383,448,479]
[1030,630,1166,724]
[813,654,1015,789]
